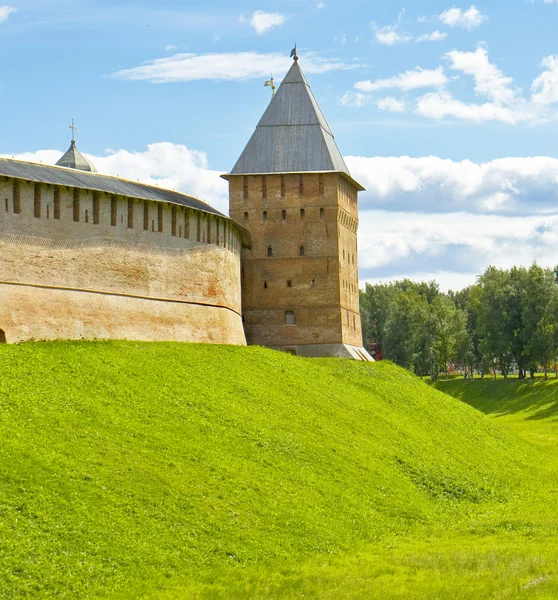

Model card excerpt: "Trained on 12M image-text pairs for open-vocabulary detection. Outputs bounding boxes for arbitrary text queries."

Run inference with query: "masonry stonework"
[0,172,246,345]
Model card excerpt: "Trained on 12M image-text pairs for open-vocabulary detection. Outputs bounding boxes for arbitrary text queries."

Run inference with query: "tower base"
[268,343,374,361]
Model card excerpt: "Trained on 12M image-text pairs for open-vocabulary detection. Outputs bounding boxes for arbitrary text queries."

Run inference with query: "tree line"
[360,264,558,379]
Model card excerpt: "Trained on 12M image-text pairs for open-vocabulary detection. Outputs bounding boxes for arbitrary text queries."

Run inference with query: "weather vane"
[264,75,276,98]
[290,43,298,61]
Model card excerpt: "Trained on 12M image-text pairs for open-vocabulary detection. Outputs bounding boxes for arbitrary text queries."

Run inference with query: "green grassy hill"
[1,343,557,599]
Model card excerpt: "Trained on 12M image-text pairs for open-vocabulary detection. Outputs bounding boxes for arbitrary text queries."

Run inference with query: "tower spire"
[56,118,97,173]
[69,117,78,144]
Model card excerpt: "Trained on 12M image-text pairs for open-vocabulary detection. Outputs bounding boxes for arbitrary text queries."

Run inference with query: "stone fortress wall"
[0,170,247,345]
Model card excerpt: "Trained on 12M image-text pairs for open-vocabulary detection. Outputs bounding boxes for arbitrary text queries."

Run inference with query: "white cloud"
[416,90,537,124]
[315,2,326,9]
[113,51,358,83]
[345,155,558,216]
[347,153,558,287]
[414,47,546,124]
[371,13,412,45]
[357,208,558,289]
[372,22,412,45]
[0,6,15,22]
[164,44,177,51]
[439,5,487,29]
[446,46,518,104]
[7,143,229,214]
[532,55,558,104]
[340,91,372,107]
[355,67,448,92]
[377,97,405,112]
[240,10,286,34]
[416,30,448,42]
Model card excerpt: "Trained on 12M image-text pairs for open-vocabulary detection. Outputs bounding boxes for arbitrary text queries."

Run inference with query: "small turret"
[55,118,97,173]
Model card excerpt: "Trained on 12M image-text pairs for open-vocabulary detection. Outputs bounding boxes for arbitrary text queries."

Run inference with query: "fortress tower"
[224,56,372,360]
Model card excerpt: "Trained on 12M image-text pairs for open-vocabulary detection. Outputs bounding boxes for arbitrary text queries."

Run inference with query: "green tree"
[522,264,557,379]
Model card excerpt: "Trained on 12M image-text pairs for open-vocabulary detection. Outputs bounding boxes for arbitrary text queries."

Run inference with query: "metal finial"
[290,44,298,61]
[69,117,78,143]
[264,75,276,98]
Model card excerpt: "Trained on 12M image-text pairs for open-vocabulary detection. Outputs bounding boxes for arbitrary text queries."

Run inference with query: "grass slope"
[0,343,556,599]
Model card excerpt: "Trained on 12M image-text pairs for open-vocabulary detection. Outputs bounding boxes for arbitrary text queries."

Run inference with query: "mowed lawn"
[1,343,557,599]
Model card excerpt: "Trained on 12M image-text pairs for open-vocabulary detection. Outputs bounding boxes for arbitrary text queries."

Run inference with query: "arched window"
[263,211,268,221]
[299,246,305,256]
[282,210,287,221]
[320,208,325,219]
[244,211,249,222]
[264,281,268,289]
[267,246,273,257]
[286,280,292,288]
[0,329,6,344]
[300,208,305,218]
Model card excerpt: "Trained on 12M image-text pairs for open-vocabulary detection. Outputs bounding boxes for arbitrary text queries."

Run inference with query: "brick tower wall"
[228,172,363,350]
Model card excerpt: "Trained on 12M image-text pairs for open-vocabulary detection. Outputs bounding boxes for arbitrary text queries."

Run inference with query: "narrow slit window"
[282,210,286,221]
[320,207,325,220]
[285,311,295,325]
[311,279,316,286]
[111,195,117,226]
[127,198,134,229]
[300,208,305,219]
[263,210,268,221]
[244,211,249,222]
[53,187,60,219]
[319,174,324,196]
[143,201,149,230]
[93,191,100,224]
[286,280,292,288]
[299,175,304,197]
[5,198,8,212]
[264,281,268,289]
[73,188,80,222]
[157,204,163,232]
[34,183,41,218]
[243,176,248,200]
[262,175,267,199]
[299,246,305,256]
[280,175,285,198]
[184,209,190,239]
[267,246,273,257]
[12,180,20,214]
[171,206,177,236]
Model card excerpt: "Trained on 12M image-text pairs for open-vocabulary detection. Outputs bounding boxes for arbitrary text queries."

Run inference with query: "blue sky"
[4,0,558,290]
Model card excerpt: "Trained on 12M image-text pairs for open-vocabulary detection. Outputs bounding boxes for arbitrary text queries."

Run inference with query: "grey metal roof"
[0,157,252,248]
[0,156,226,215]
[229,60,364,190]
[55,140,98,172]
